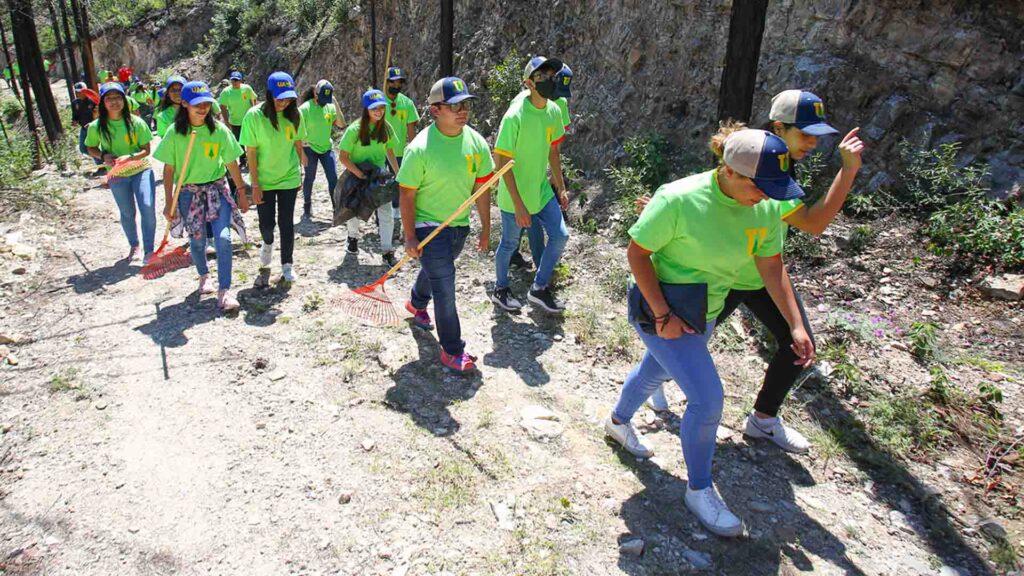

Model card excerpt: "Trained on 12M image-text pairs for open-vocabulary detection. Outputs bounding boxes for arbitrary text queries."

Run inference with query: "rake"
[337,160,515,326]
[103,157,152,186]
[140,130,197,280]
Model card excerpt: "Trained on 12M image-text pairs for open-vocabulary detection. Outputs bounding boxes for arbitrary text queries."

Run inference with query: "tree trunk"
[46,0,75,102]
[8,0,64,145]
[0,16,22,102]
[369,0,377,88]
[717,0,769,124]
[439,0,453,76]
[57,0,79,83]
[69,0,94,89]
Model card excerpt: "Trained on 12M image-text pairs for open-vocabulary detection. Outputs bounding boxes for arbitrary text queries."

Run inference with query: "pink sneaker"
[441,351,477,372]
[405,300,433,330]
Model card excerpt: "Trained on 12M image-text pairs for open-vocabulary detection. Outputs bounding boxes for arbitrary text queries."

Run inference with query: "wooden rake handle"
[161,130,199,233]
[378,160,515,281]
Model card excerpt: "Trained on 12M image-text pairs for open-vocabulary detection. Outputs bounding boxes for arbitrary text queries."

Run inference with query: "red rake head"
[140,245,192,280]
[336,281,402,326]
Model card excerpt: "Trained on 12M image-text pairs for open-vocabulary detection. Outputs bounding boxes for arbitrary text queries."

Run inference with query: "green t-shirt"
[84,115,152,157]
[397,124,495,227]
[494,96,565,214]
[731,199,804,290]
[155,105,177,137]
[511,90,570,130]
[629,170,784,320]
[298,100,341,154]
[239,106,307,190]
[153,121,243,185]
[126,97,138,112]
[338,120,397,169]
[383,92,420,157]
[218,84,258,126]
[131,91,151,107]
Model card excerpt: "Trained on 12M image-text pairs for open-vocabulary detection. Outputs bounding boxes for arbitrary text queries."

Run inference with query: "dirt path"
[0,150,1019,575]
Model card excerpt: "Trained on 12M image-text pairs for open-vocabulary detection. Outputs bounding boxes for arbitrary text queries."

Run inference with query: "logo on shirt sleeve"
[745,227,768,256]
[464,153,481,174]
[545,127,554,144]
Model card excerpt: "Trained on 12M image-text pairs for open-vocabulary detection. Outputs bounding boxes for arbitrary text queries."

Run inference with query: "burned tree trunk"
[717,0,769,124]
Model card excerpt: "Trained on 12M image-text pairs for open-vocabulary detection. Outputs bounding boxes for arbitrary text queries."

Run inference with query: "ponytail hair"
[708,119,747,162]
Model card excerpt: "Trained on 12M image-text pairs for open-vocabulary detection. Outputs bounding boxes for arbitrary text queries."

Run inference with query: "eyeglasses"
[439,101,472,113]
[530,70,555,83]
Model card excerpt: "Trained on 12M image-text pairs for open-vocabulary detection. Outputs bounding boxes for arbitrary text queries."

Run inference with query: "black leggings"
[256,187,298,265]
[717,287,815,417]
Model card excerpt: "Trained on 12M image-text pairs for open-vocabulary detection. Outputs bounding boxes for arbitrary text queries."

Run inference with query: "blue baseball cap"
[165,75,186,90]
[229,71,243,81]
[553,64,573,99]
[722,129,805,201]
[267,71,297,100]
[157,88,165,99]
[316,80,334,104]
[522,56,563,81]
[181,81,217,106]
[769,90,839,136]
[362,89,387,109]
[99,82,125,99]
[386,67,406,81]
[426,77,476,105]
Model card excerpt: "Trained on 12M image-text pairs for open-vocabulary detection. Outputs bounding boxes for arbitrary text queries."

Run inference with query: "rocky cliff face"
[97,0,1024,193]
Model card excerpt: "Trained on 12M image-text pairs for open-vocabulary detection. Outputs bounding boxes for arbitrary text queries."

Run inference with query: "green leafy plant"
[900,141,988,211]
[846,224,875,253]
[907,321,940,362]
[485,48,523,113]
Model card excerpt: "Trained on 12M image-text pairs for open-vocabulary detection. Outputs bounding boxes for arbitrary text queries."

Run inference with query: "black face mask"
[534,78,556,99]
[388,86,401,96]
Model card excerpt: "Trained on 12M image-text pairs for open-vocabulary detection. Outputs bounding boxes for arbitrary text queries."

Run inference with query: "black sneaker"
[528,287,565,313]
[490,287,523,311]
[346,238,358,254]
[382,252,397,266]
[510,250,533,270]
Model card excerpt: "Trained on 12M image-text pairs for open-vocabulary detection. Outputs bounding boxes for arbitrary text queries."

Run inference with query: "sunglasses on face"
[439,101,472,113]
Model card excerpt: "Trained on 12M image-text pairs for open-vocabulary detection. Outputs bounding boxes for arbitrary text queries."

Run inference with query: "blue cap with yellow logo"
[769,90,838,136]
[316,80,334,104]
[99,82,125,99]
[553,63,573,99]
[267,71,298,100]
[386,67,406,81]
[229,71,243,81]
[723,129,805,201]
[427,77,476,105]
[361,89,388,110]
[182,81,217,106]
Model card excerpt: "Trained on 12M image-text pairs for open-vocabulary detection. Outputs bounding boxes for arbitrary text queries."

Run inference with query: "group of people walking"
[74,54,866,537]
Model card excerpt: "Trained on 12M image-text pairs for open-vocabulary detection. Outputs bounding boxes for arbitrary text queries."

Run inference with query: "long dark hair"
[358,107,389,146]
[173,103,217,136]
[300,86,315,104]
[98,91,134,146]
[158,82,181,112]
[261,90,301,131]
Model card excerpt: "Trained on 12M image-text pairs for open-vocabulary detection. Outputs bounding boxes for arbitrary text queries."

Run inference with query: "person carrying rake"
[153,81,250,312]
[397,77,494,372]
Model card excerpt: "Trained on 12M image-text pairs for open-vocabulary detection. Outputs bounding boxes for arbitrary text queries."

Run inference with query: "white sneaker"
[743,413,810,454]
[604,415,654,458]
[685,484,743,537]
[282,263,296,282]
[259,242,273,267]
[646,385,669,411]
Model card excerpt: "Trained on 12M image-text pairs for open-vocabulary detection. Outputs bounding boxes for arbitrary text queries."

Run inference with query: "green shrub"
[924,197,1023,269]
[907,321,940,362]
[867,395,949,456]
[485,48,523,114]
[0,135,36,189]
[900,141,988,211]
[607,134,671,235]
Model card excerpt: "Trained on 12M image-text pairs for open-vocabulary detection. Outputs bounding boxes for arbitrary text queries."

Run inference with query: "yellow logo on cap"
[394,68,402,76]
[277,81,292,88]
[814,101,825,118]
[203,142,220,160]
[324,89,331,95]
[562,77,570,86]
[452,79,465,92]
[778,153,790,172]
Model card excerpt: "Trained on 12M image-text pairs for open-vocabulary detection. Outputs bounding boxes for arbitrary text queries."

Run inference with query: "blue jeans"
[410,225,469,356]
[301,147,338,210]
[495,197,569,291]
[109,169,156,254]
[178,189,233,290]
[613,319,721,491]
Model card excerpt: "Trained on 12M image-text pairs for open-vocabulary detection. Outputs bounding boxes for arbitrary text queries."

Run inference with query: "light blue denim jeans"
[178,189,233,290]
[613,319,721,490]
[109,168,156,254]
[494,196,569,291]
